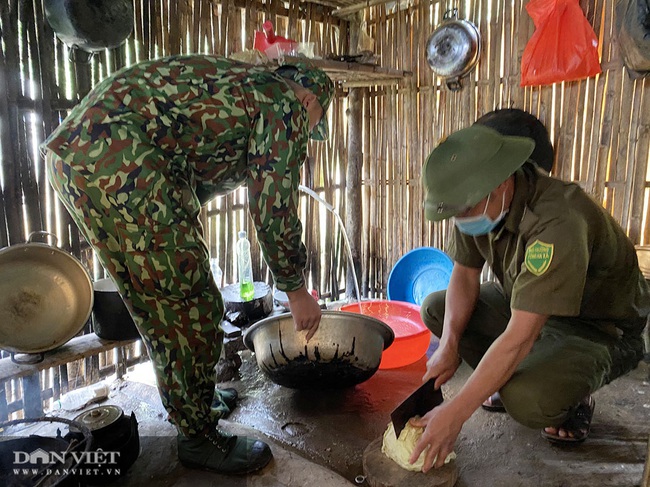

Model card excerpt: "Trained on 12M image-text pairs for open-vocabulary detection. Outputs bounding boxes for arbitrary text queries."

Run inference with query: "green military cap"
[276,62,334,141]
[422,125,535,221]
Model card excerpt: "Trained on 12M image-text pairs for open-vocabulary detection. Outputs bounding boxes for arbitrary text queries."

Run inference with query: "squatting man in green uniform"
[42,55,334,474]
[410,123,650,472]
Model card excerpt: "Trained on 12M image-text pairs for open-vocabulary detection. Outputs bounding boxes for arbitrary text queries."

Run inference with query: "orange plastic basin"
[340,300,430,369]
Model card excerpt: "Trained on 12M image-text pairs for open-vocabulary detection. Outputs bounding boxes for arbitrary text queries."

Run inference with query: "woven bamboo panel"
[358,0,650,295]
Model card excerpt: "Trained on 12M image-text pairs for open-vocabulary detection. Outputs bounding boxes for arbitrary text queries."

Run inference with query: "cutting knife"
[390,379,443,437]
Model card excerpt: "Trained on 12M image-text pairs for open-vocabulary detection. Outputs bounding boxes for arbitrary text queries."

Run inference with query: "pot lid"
[73,405,124,431]
[426,19,480,78]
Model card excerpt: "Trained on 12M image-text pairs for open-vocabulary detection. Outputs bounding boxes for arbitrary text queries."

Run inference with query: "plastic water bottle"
[236,231,255,301]
[209,258,223,289]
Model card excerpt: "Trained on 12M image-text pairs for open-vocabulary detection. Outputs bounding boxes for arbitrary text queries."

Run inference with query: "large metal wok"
[244,311,394,389]
[0,232,93,362]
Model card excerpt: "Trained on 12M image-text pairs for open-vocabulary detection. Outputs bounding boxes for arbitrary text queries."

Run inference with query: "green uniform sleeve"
[511,212,589,316]
[246,96,310,292]
[447,226,486,269]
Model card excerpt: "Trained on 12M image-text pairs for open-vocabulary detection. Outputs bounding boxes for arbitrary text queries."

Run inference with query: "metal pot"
[69,405,140,484]
[93,278,140,341]
[426,9,481,91]
[243,310,394,389]
[0,232,93,363]
[221,282,274,324]
[44,0,134,62]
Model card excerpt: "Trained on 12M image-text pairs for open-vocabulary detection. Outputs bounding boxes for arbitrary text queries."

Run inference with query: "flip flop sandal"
[482,392,507,412]
[541,396,595,445]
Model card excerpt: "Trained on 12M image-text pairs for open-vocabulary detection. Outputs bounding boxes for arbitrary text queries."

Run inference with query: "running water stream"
[298,185,362,310]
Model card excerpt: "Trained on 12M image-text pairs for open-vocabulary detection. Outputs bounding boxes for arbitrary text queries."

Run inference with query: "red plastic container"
[340,300,431,369]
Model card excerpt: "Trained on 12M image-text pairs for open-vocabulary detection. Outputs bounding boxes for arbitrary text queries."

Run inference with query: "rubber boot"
[177,429,273,475]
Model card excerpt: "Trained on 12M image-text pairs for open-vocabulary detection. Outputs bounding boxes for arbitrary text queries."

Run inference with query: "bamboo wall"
[1,0,649,418]
[359,0,650,296]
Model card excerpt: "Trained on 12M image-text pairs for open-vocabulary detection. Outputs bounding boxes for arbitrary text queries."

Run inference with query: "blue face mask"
[453,192,507,236]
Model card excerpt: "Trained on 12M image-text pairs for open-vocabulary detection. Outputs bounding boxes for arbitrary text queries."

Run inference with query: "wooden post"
[346,88,363,300]
[22,373,43,418]
[345,14,364,300]
[642,434,650,487]
[115,347,127,380]
[0,381,8,421]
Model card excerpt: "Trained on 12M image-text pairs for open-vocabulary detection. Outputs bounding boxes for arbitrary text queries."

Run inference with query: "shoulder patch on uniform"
[525,240,554,276]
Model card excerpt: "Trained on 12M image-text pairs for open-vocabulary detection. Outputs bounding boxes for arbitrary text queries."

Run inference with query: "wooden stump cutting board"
[362,437,458,487]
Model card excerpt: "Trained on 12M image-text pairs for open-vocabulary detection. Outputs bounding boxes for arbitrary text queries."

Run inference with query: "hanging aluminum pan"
[0,232,93,362]
[426,9,481,91]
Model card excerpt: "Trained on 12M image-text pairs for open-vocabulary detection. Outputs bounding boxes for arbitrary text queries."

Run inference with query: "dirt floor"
[225,347,650,487]
[45,338,650,487]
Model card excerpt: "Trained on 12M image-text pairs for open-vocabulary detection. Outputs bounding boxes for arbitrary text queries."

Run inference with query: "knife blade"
[390,379,443,437]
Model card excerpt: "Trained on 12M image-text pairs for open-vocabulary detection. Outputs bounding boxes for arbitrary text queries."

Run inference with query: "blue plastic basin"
[387,247,453,305]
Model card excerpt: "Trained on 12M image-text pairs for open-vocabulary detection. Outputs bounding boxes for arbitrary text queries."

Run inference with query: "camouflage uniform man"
[43,54,334,474]
[409,124,650,472]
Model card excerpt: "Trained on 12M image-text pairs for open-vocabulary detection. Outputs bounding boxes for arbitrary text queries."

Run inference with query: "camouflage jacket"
[44,54,311,291]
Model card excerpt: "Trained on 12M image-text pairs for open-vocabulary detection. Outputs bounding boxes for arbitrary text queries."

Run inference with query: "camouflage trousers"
[421,282,645,429]
[46,149,227,437]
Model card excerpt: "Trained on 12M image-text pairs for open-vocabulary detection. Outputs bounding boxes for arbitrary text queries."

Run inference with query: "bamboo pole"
[621,79,643,230]
[628,81,650,243]
[21,0,46,236]
[613,72,633,223]
[1,0,25,245]
[191,0,201,53]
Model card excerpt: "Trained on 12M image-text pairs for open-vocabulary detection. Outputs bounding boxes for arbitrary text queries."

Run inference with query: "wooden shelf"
[281,56,412,87]
[0,334,139,383]
[330,0,399,17]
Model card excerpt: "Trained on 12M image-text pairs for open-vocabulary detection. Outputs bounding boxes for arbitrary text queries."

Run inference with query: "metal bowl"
[243,311,394,389]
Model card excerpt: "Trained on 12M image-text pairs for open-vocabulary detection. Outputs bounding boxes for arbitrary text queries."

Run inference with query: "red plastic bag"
[253,20,298,60]
[521,0,602,86]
